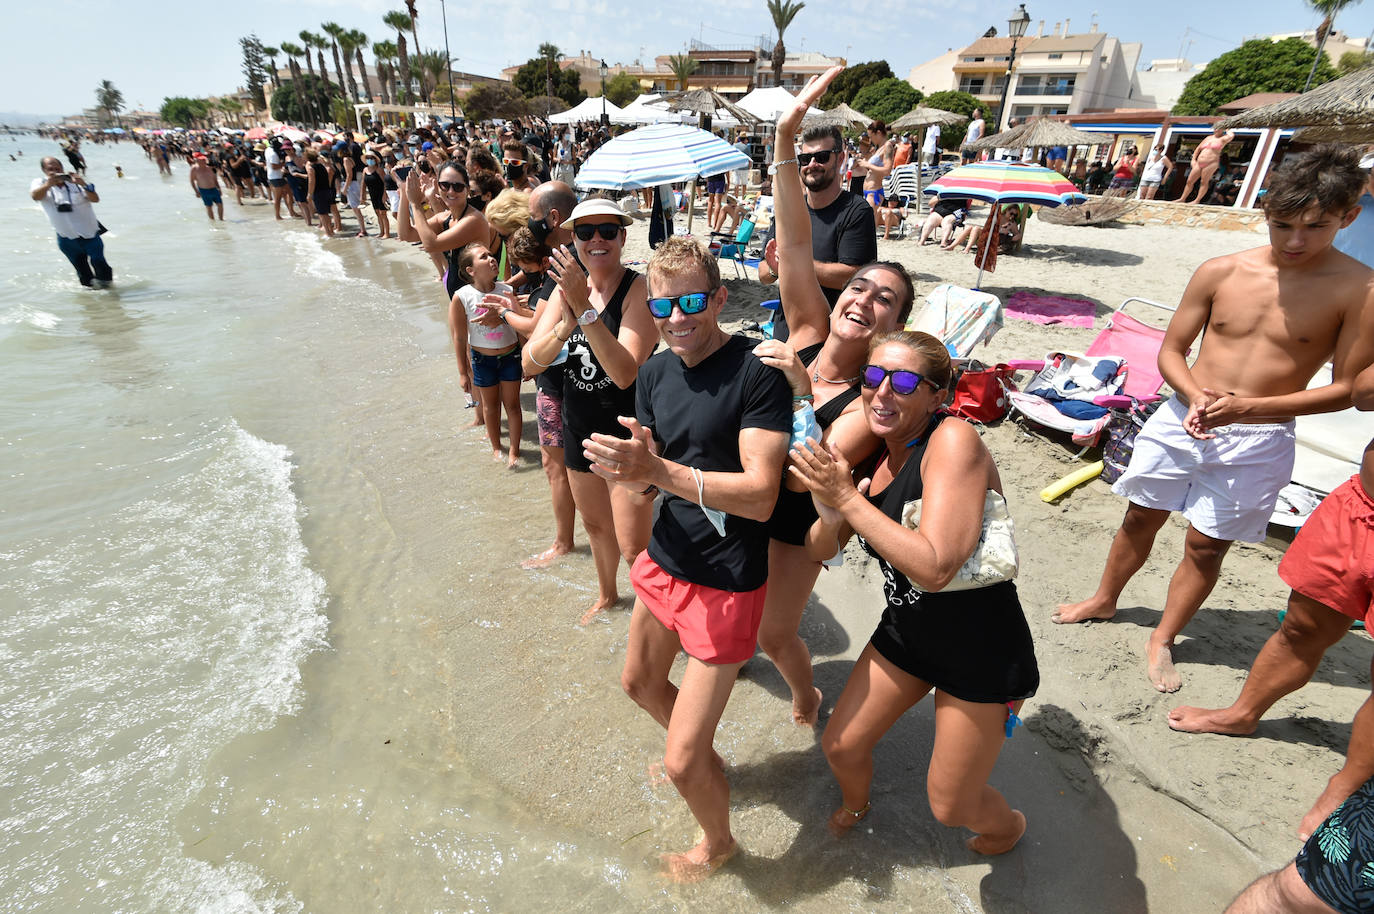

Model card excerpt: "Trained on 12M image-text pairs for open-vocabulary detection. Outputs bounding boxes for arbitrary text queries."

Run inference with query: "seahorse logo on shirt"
[570,339,597,382]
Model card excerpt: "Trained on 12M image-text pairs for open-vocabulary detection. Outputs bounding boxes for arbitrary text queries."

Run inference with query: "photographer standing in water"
[29,156,113,289]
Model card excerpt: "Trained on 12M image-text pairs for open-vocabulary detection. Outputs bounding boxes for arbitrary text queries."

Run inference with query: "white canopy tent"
[548,96,625,124]
[736,86,821,122]
[613,94,689,125]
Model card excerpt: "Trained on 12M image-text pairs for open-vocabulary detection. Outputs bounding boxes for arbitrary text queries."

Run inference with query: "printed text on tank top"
[565,269,634,395]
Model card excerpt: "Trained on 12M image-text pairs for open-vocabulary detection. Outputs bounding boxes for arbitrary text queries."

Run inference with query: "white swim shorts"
[1111,394,1295,542]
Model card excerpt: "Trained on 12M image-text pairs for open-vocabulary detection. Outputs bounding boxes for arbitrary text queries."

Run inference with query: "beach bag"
[1101,400,1162,484]
[901,490,1019,592]
[950,362,1015,423]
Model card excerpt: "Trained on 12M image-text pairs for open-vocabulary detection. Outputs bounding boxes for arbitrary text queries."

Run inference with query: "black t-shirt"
[637,335,792,591]
[932,196,969,217]
[529,273,565,396]
[771,189,878,341]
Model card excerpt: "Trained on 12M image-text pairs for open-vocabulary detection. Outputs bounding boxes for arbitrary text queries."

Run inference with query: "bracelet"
[792,394,814,402]
[528,346,557,368]
[768,157,799,174]
[639,483,658,496]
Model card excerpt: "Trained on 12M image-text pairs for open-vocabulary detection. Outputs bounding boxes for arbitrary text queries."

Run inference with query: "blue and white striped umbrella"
[574,124,751,191]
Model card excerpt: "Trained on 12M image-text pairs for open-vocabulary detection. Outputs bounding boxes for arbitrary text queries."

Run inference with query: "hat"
[566,198,633,228]
[421,141,435,151]
[194,153,207,160]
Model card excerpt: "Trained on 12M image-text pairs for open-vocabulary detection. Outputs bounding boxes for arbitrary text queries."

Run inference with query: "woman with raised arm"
[521,199,658,624]
[791,330,1038,852]
[751,66,916,726]
[403,161,493,295]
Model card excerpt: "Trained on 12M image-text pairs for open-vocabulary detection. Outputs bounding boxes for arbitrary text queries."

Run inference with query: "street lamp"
[439,0,458,122]
[599,59,609,128]
[996,4,1031,131]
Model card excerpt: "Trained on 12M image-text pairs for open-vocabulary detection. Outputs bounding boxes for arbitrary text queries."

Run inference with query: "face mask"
[690,467,728,537]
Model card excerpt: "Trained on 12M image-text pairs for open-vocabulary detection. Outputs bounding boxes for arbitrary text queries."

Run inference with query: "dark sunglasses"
[573,222,621,241]
[647,291,713,319]
[860,364,940,395]
[437,180,467,193]
[797,148,838,166]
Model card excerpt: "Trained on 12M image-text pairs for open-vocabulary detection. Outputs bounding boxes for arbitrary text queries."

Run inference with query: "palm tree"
[279,42,310,124]
[537,42,564,97]
[95,79,125,127]
[320,22,348,102]
[668,54,698,91]
[373,40,398,105]
[301,30,332,101]
[413,49,450,104]
[349,30,374,102]
[299,30,319,81]
[1304,0,1359,90]
[405,0,422,77]
[383,11,416,104]
[766,0,806,88]
[262,45,281,90]
[216,96,242,129]
[337,29,360,103]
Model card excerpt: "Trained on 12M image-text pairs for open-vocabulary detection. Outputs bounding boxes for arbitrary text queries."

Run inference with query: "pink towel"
[1005,292,1096,328]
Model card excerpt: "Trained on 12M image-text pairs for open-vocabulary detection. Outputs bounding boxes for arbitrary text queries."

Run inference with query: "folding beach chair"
[883,164,922,239]
[906,283,1003,358]
[1003,304,1172,456]
[714,217,756,280]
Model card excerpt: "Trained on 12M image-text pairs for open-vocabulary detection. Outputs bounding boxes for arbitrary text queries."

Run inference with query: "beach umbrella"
[888,106,972,213]
[658,89,760,129]
[802,102,871,131]
[574,123,750,190]
[967,117,1104,153]
[1293,123,1374,143]
[273,125,309,142]
[244,126,269,141]
[1218,66,1374,130]
[311,129,337,143]
[925,162,1086,288]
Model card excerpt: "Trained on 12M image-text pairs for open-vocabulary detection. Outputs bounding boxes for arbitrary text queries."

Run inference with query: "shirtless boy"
[1179,125,1235,206]
[1055,144,1374,693]
[189,154,224,221]
[586,237,790,882]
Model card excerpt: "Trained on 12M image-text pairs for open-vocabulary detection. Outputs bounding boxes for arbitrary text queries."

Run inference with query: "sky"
[7,0,1374,118]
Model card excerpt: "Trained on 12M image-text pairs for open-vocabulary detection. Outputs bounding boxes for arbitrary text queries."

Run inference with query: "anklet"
[843,801,871,819]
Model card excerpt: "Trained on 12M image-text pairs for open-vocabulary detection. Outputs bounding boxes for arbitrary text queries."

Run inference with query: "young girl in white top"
[451,242,524,467]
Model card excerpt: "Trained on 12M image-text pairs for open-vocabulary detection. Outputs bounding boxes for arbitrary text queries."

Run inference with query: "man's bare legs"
[1181,163,1220,205]
[756,539,823,726]
[522,443,575,569]
[1054,502,1170,623]
[1169,591,1353,733]
[1146,525,1233,692]
[621,601,742,882]
[567,472,650,624]
[822,644,930,835]
[1224,862,1338,914]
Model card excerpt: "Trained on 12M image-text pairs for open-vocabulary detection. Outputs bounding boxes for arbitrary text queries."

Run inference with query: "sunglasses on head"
[860,364,939,395]
[797,148,838,166]
[646,291,713,319]
[573,222,621,241]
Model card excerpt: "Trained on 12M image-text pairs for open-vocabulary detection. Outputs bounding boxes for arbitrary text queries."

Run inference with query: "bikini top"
[798,343,862,428]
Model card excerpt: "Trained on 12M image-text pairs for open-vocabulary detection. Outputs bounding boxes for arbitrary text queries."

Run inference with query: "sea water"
[0,137,651,913]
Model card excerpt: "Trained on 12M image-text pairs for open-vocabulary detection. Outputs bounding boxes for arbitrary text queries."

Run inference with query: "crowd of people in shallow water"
[31,65,1374,909]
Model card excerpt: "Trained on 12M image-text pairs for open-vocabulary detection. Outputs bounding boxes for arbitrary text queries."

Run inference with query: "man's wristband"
[769,157,799,174]
[639,484,658,496]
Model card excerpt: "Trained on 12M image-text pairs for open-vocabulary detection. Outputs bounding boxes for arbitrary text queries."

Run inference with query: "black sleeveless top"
[860,412,1039,704]
[441,205,477,299]
[562,269,640,472]
[766,342,864,546]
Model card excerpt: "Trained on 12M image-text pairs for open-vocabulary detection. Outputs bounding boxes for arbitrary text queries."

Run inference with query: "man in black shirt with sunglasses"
[756,124,878,339]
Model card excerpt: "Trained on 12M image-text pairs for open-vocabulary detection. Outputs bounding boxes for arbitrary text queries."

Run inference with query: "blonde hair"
[484,189,530,237]
[869,330,953,390]
[647,236,721,295]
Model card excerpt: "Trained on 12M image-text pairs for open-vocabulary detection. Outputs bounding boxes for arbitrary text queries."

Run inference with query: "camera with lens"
[56,202,73,212]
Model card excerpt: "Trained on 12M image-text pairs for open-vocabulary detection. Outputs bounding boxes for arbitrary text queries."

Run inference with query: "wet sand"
[265,203,1369,910]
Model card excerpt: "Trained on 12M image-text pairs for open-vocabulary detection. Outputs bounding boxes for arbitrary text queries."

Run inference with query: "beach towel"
[908,284,1003,357]
[1005,292,1096,328]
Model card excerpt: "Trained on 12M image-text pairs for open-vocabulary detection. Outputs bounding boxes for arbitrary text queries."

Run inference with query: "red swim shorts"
[630,551,767,665]
[1278,475,1374,629]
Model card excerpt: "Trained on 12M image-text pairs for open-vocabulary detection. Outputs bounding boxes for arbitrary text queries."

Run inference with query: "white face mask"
[690,467,727,537]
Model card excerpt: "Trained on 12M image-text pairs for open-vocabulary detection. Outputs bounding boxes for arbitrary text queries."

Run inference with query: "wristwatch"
[577,308,599,326]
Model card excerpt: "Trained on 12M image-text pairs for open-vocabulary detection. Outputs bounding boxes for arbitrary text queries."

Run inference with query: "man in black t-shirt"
[756,124,878,340]
[581,237,791,883]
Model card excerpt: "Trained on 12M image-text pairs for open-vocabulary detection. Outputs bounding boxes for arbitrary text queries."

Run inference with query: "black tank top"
[309,162,330,192]
[561,269,639,437]
[441,205,476,299]
[863,411,950,547]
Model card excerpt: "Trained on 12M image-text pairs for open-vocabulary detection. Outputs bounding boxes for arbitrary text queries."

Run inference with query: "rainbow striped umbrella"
[923,161,1086,207]
[574,124,750,191]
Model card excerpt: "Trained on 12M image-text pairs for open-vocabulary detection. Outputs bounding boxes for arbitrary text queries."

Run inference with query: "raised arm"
[773,66,844,351]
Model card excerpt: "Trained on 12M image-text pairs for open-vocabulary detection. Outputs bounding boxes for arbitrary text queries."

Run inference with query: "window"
[1015,73,1076,96]
[1048,53,1063,60]
[958,76,986,94]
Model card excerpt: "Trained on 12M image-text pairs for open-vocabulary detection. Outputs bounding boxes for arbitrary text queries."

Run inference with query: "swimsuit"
[859,413,1039,703]
[1295,774,1374,914]
[309,162,334,214]
[1278,475,1374,628]
[197,187,222,207]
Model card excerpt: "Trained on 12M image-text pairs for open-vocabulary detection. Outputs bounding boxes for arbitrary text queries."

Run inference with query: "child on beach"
[1055,144,1374,694]
[450,242,524,468]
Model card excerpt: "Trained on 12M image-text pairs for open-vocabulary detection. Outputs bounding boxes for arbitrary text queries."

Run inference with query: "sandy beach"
[289,202,1367,912]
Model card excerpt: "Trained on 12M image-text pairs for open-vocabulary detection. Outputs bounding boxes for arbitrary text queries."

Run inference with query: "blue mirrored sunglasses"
[647,291,712,319]
[860,364,939,395]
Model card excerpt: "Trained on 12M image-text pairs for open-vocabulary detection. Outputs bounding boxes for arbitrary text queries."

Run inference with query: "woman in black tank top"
[400,162,490,291]
[747,85,918,728]
[791,330,1037,855]
[521,201,658,622]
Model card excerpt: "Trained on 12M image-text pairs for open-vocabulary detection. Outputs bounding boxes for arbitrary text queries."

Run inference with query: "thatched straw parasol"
[1217,66,1374,130]
[968,117,1104,152]
[658,89,761,128]
[890,105,968,131]
[1037,194,1137,226]
[1293,122,1374,143]
[801,102,870,130]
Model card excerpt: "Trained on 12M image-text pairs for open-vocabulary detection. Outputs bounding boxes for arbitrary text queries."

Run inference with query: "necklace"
[813,364,858,386]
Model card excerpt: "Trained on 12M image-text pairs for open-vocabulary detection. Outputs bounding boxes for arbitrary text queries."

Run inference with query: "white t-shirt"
[966,118,985,145]
[923,125,941,155]
[265,148,284,180]
[457,285,517,350]
[1142,151,1167,182]
[31,177,100,239]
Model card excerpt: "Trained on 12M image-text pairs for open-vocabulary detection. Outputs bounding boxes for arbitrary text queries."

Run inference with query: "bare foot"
[1052,596,1117,624]
[660,836,737,883]
[1147,639,1183,693]
[491,449,505,463]
[579,594,618,626]
[792,687,823,727]
[966,810,1026,855]
[1167,705,1257,735]
[507,450,520,469]
[467,414,484,429]
[827,801,871,837]
[520,544,572,570]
